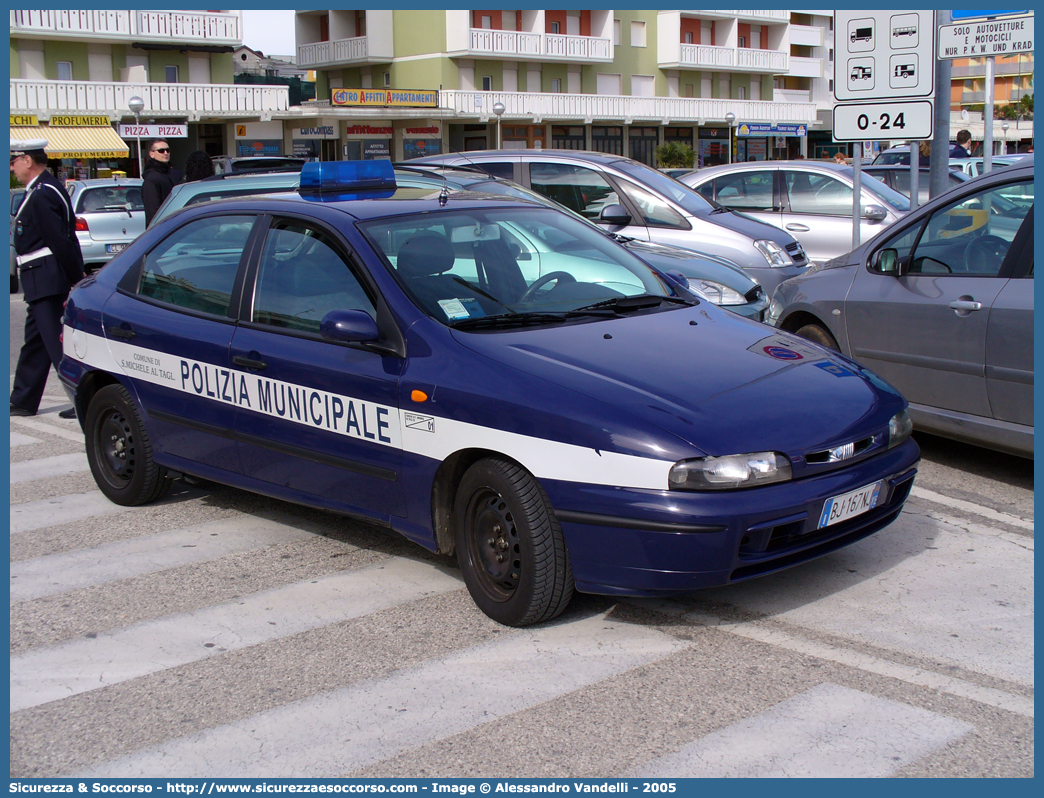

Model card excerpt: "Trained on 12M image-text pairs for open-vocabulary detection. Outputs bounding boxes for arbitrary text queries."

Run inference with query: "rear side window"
[529,162,619,220]
[474,162,515,180]
[138,215,254,316]
[709,171,776,212]
[76,185,145,214]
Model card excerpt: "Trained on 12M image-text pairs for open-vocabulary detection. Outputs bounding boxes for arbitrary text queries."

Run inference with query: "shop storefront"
[290,121,339,161]
[401,123,442,160]
[736,122,807,162]
[11,114,130,180]
[234,121,285,158]
[343,124,393,160]
[117,122,188,176]
[698,126,731,166]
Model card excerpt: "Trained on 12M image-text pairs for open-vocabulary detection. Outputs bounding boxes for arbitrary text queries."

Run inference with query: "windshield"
[76,185,144,214]
[359,207,682,328]
[612,159,716,216]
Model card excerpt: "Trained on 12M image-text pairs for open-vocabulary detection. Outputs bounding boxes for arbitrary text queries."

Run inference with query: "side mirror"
[599,204,632,226]
[862,204,888,222]
[320,309,380,344]
[872,248,903,275]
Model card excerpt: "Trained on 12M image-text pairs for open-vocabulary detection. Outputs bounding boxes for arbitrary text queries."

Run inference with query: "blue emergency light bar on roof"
[299,160,397,195]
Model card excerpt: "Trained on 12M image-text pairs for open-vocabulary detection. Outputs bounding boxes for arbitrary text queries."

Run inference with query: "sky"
[241,10,297,58]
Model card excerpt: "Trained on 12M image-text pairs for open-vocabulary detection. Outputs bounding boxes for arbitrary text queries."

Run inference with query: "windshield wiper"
[450,309,617,331]
[572,294,697,314]
[710,206,733,214]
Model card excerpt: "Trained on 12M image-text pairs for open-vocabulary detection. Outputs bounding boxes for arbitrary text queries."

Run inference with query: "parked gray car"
[863,164,969,206]
[767,158,1033,457]
[410,149,809,297]
[65,178,146,273]
[678,161,910,265]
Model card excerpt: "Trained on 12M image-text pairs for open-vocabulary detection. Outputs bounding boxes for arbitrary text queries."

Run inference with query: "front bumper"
[544,437,920,596]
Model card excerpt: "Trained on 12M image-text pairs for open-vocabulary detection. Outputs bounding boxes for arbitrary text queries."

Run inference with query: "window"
[529,162,619,221]
[684,32,693,44]
[615,180,688,229]
[139,216,255,316]
[784,171,853,216]
[482,75,492,91]
[631,75,654,97]
[738,36,746,48]
[631,20,647,47]
[383,72,390,87]
[551,78,562,93]
[165,65,178,83]
[614,19,621,45]
[480,15,492,29]
[550,21,560,34]
[56,61,72,81]
[253,222,375,333]
[708,171,776,213]
[76,186,145,214]
[474,162,515,180]
[738,86,746,100]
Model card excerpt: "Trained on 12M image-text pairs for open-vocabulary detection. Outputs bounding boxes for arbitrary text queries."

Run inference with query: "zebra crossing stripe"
[10,417,86,443]
[10,491,132,535]
[10,557,463,713]
[10,514,318,602]
[79,613,690,777]
[10,432,40,448]
[633,682,973,777]
[11,452,89,484]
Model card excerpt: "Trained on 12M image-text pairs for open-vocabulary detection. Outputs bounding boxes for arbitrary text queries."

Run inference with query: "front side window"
[529,162,619,220]
[711,171,776,212]
[252,221,375,333]
[615,179,688,228]
[360,207,675,326]
[784,171,853,216]
[139,215,254,316]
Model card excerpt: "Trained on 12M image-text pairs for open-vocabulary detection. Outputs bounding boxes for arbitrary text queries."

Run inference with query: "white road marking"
[10,417,85,444]
[10,432,40,448]
[10,557,463,713]
[633,682,973,777]
[79,613,689,777]
[11,452,89,484]
[683,612,1033,718]
[10,491,131,535]
[911,486,1034,531]
[10,514,318,602]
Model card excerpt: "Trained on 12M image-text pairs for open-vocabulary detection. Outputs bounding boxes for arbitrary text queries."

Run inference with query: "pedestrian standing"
[949,129,973,159]
[141,138,180,225]
[183,150,215,183]
[10,139,85,419]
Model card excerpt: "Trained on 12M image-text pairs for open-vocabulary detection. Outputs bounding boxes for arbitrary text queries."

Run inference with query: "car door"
[693,168,782,231]
[844,178,1032,418]
[102,212,261,473]
[229,214,406,517]
[524,161,644,239]
[984,205,1033,427]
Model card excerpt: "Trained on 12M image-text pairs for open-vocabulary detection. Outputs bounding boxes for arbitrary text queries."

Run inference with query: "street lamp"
[128,96,145,177]
[1001,121,1010,155]
[724,112,736,164]
[492,101,506,149]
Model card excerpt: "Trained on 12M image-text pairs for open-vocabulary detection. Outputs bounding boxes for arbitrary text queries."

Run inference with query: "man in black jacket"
[10,139,85,418]
[949,129,973,159]
[141,138,181,225]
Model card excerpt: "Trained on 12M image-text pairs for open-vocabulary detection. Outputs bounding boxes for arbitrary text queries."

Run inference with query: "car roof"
[67,178,143,188]
[685,160,852,178]
[415,149,631,166]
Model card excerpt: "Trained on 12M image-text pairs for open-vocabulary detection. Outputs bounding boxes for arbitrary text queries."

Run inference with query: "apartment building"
[9,9,289,178]
[289,9,834,165]
[949,53,1034,153]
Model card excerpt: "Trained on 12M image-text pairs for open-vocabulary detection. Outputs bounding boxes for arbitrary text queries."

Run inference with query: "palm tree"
[654,141,695,169]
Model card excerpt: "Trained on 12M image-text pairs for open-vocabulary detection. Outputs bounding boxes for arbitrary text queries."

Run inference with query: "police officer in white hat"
[10,139,84,418]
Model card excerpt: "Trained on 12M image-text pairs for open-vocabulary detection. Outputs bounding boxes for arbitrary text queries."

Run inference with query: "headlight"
[688,279,748,306]
[888,409,913,448]
[753,239,794,268]
[766,296,784,325]
[669,452,793,490]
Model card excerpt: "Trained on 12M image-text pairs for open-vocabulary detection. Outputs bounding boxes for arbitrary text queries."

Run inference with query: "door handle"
[949,300,982,313]
[233,355,268,370]
[785,223,810,232]
[106,326,135,340]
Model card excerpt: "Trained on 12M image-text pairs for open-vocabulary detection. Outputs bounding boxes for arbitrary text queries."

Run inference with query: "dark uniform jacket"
[14,169,85,303]
[142,158,181,226]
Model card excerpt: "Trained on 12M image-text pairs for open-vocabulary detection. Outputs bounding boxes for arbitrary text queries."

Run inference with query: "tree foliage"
[654,141,695,168]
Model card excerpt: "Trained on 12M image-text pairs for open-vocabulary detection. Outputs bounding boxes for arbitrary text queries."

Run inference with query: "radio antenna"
[438,84,449,205]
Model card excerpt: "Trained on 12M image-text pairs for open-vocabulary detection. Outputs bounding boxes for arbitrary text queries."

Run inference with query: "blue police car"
[60,162,920,627]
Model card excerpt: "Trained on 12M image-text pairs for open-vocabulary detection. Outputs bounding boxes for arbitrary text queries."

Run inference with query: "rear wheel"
[85,384,169,506]
[454,457,573,626]
[795,323,840,352]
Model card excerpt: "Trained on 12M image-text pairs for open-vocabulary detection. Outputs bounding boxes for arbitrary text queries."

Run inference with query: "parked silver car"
[65,178,146,273]
[678,161,910,265]
[410,149,809,297]
[767,158,1033,457]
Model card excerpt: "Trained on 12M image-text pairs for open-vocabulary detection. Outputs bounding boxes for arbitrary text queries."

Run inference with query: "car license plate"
[106,243,127,254]
[818,481,882,529]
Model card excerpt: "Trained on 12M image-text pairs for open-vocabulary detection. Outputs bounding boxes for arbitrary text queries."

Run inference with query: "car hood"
[620,239,757,292]
[452,304,903,457]
[701,207,796,246]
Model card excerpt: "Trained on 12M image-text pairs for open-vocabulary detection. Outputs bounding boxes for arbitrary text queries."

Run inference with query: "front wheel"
[794,323,840,352]
[454,457,574,626]
[85,384,169,506]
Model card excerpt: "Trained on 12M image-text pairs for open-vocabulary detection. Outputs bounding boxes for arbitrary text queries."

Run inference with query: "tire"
[795,323,840,352]
[85,384,169,506]
[454,457,574,627]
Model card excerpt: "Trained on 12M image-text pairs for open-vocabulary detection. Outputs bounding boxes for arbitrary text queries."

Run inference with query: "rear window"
[76,185,144,214]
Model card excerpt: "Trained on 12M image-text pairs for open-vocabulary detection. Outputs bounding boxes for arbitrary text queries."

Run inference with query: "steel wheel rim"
[96,409,136,488]
[464,487,521,602]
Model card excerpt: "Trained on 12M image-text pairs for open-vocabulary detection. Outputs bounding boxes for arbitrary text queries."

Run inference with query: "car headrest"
[397,233,455,279]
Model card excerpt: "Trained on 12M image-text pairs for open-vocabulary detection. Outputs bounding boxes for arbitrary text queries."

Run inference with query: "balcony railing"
[789,24,824,47]
[774,88,811,103]
[9,9,240,44]
[467,29,612,61]
[737,48,788,71]
[11,79,289,116]
[679,44,735,68]
[439,90,818,125]
[297,37,369,67]
[677,44,788,72]
[692,10,791,22]
[788,56,823,78]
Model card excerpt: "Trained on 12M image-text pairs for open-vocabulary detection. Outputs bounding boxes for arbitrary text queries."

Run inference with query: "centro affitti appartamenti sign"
[332,89,438,107]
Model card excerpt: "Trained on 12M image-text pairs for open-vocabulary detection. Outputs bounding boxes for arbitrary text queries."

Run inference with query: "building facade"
[288,9,840,165]
[9,9,290,178]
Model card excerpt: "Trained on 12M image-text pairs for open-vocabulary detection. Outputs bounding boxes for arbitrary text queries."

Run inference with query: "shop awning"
[11,125,129,159]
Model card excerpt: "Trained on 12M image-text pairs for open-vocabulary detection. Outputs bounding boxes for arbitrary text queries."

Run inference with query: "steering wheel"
[962,234,1009,274]
[520,271,576,302]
